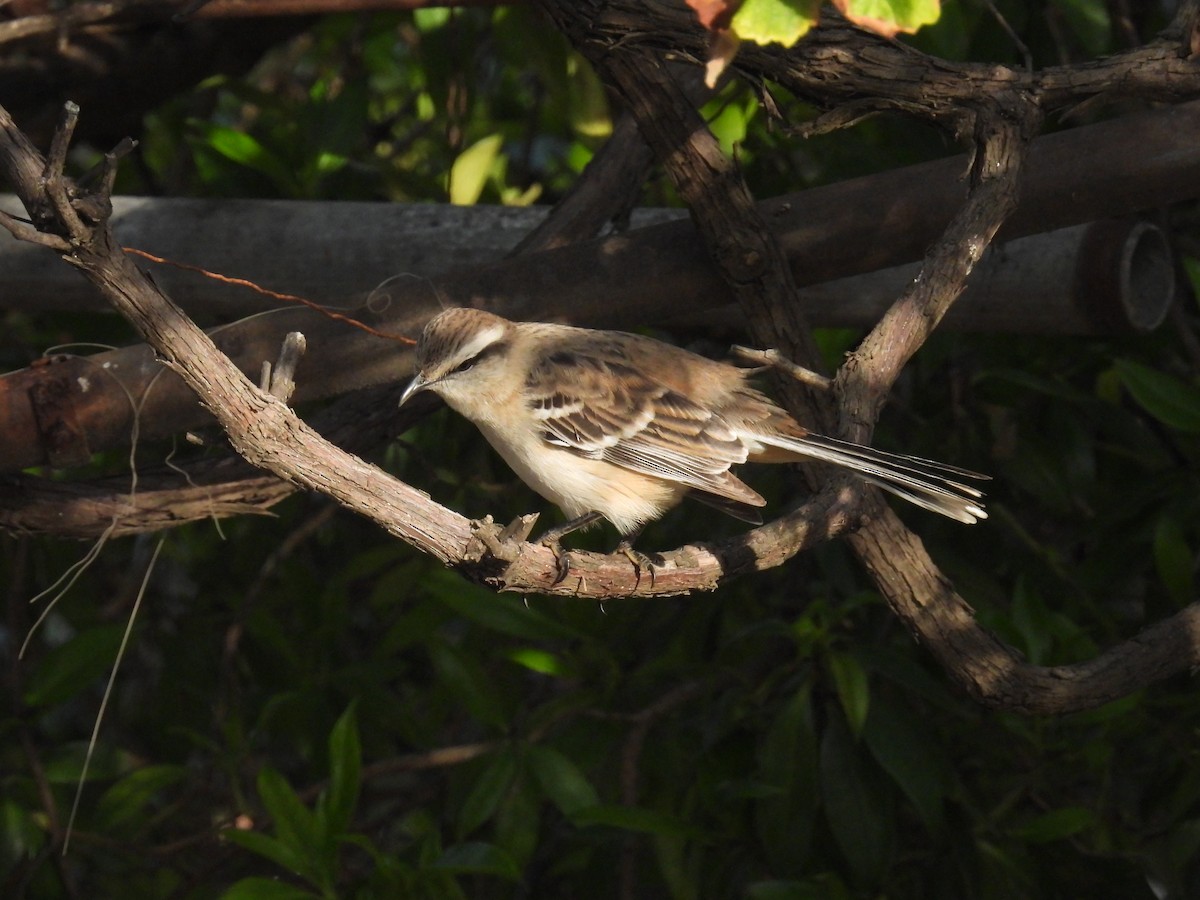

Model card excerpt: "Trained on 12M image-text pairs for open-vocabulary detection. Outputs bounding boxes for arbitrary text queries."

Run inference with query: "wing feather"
[520,328,987,524]
[525,346,764,507]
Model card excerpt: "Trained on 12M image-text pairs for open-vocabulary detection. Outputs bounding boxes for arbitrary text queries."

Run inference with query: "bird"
[399,308,987,560]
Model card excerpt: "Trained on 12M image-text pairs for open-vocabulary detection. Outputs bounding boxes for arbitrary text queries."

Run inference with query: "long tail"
[755,432,989,524]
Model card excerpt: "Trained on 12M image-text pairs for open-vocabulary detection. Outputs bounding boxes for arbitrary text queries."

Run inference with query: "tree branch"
[0,102,472,567]
[531,0,1200,716]
[0,101,839,597]
[3,2,1200,689]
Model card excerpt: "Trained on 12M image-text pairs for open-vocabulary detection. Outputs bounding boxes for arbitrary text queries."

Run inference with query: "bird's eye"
[447,340,507,377]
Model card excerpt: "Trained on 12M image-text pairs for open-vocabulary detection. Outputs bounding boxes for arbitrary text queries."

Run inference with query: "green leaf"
[314,151,348,175]
[1113,360,1200,434]
[731,0,821,46]
[432,580,583,641]
[861,699,951,834]
[505,647,566,676]
[840,0,942,34]
[1049,0,1111,55]
[429,641,511,730]
[571,804,702,838]
[458,750,519,838]
[257,767,325,868]
[0,799,44,871]
[322,704,361,835]
[42,742,127,784]
[566,55,611,140]
[983,367,1098,404]
[755,686,819,874]
[707,94,753,156]
[1186,256,1200,297]
[413,6,451,29]
[223,829,309,876]
[95,764,188,832]
[820,714,893,886]
[449,134,504,205]
[827,652,870,736]
[23,625,124,708]
[199,125,297,192]
[221,876,321,900]
[527,745,600,816]
[433,841,522,881]
[1012,807,1098,843]
[494,775,541,866]
[1154,514,1195,607]
[1010,578,1053,665]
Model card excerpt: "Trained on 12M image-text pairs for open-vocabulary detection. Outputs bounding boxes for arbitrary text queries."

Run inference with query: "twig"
[0,209,70,251]
[978,0,1034,71]
[261,331,306,402]
[729,345,833,390]
[41,103,89,246]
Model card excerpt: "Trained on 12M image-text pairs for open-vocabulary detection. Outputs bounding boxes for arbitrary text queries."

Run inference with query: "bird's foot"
[537,534,573,585]
[615,538,657,587]
[534,512,603,586]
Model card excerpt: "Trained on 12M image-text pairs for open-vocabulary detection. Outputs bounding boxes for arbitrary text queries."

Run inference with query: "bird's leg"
[534,511,603,584]
[534,511,604,547]
[614,526,656,586]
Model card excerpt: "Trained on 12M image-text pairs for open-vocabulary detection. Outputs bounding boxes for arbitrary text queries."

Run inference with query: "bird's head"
[399,308,514,409]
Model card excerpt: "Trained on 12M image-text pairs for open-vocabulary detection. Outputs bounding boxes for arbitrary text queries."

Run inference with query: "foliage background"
[4,2,1200,897]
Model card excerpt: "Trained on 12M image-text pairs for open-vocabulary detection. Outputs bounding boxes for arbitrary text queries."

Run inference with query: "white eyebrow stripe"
[455,323,507,363]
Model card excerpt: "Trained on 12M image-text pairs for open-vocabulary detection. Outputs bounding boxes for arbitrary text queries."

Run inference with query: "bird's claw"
[616,540,657,586]
[537,535,573,585]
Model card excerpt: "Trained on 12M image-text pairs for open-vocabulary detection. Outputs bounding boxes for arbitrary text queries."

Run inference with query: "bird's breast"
[473,418,684,533]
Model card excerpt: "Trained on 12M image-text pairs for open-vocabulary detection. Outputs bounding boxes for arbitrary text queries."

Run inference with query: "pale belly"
[475,422,684,534]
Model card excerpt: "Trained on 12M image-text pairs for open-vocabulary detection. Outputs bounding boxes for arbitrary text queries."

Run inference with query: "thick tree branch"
[567,0,1200,118]
[3,5,1200,671]
[0,102,472,567]
[510,111,656,256]
[4,97,1198,478]
[532,0,1200,716]
[0,101,833,597]
[852,505,1200,713]
[836,100,1042,433]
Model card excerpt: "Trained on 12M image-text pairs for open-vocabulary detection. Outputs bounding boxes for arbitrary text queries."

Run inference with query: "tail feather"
[752,432,989,524]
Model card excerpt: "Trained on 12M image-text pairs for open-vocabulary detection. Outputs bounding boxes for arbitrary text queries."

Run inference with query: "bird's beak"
[399,372,429,407]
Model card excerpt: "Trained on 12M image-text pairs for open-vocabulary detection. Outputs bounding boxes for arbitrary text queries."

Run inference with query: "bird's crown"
[416,308,511,381]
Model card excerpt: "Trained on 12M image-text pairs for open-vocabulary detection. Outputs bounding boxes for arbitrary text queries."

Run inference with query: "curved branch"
[0,101,859,598]
[852,503,1200,713]
[0,103,472,566]
[571,0,1200,118]
[531,0,1200,717]
[836,99,1042,432]
[2,3,1200,710]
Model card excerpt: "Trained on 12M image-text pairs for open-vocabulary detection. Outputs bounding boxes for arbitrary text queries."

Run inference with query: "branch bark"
[532,0,1200,716]
[5,98,1198,475]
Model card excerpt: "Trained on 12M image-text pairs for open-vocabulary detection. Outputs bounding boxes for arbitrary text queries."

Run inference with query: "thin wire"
[61,534,166,855]
[123,246,416,344]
